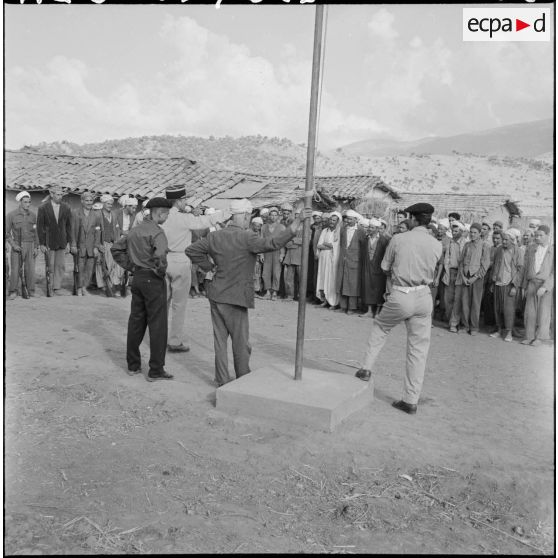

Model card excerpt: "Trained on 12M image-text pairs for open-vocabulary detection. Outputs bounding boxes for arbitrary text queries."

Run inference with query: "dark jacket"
[185,222,295,308]
[37,201,72,250]
[336,226,365,295]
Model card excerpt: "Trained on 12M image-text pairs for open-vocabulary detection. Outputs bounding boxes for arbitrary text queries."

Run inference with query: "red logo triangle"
[516,19,530,32]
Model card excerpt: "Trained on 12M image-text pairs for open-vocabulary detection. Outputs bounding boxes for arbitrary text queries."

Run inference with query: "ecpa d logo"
[463,8,550,41]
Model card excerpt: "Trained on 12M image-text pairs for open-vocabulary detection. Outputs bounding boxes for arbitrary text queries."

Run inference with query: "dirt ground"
[4,270,555,555]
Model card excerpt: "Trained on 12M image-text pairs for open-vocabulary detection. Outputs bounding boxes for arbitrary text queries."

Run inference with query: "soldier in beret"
[354,202,442,415]
[111,197,174,381]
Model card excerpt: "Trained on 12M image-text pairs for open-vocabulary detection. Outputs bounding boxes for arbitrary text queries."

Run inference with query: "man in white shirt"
[163,185,231,352]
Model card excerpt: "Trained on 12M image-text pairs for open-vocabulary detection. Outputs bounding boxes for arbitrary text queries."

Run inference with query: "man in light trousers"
[355,203,442,415]
[163,185,231,352]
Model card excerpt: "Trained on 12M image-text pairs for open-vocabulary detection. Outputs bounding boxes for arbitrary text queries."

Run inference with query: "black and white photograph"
[4,0,555,554]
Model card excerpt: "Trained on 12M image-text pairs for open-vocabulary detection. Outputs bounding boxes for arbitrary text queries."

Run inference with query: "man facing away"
[162,185,231,353]
[111,197,174,381]
[354,203,442,415]
[6,191,39,299]
[185,199,312,387]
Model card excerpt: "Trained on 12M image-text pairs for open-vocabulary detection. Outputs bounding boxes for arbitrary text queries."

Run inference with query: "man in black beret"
[111,197,174,381]
[354,202,442,415]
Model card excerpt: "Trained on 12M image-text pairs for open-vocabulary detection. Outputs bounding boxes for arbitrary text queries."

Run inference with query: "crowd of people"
[6,186,554,359]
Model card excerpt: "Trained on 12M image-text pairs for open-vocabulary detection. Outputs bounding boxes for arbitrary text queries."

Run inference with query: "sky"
[3,3,554,150]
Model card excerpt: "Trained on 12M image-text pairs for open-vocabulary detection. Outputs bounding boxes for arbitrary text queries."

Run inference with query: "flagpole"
[294,4,325,381]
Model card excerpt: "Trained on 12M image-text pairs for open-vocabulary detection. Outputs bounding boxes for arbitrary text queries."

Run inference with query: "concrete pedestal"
[216,364,373,432]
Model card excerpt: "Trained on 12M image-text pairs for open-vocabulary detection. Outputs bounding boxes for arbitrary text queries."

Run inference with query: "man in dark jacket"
[185,199,312,387]
[37,184,73,295]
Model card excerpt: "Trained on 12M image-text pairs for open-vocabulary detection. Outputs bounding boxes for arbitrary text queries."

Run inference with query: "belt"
[132,267,160,276]
[392,284,428,293]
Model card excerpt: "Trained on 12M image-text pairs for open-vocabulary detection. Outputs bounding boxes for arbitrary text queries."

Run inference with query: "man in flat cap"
[185,199,312,387]
[111,197,174,381]
[95,194,123,296]
[261,207,285,300]
[354,202,442,415]
[37,184,73,296]
[70,192,103,296]
[455,222,491,336]
[6,191,39,299]
[162,185,231,353]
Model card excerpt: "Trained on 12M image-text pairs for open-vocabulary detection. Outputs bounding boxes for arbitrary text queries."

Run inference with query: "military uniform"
[6,199,39,296]
[356,203,442,413]
[111,198,172,379]
[185,202,297,386]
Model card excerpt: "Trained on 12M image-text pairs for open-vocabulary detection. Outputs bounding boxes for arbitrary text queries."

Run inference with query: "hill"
[337,119,553,159]
[18,131,554,211]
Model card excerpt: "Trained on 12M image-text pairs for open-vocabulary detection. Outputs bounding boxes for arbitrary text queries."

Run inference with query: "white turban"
[230,198,253,214]
[126,197,138,207]
[528,219,541,227]
[118,195,129,207]
[321,212,330,219]
[92,202,103,210]
[268,207,279,214]
[359,218,370,228]
[259,208,270,215]
[345,209,360,219]
[100,194,113,203]
[464,223,471,231]
[453,221,466,231]
[438,218,450,229]
[330,211,342,221]
[379,218,387,226]
[251,217,263,225]
[205,207,216,215]
[312,211,322,217]
[15,191,31,202]
[369,217,382,227]
[505,228,521,240]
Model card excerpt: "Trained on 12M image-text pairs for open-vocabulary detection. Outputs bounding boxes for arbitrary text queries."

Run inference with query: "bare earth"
[4,281,554,555]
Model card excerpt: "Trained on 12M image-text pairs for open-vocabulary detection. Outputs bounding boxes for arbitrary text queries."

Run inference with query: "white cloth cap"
[330,211,342,221]
[359,218,370,227]
[92,202,103,210]
[230,198,253,214]
[16,191,31,202]
[205,207,216,215]
[311,211,322,217]
[505,228,521,239]
[438,218,450,229]
[529,218,541,226]
[251,217,263,225]
[259,208,270,215]
[100,194,113,203]
[369,217,382,227]
[345,209,360,219]
[126,197,138,207]
[118,195,129,207]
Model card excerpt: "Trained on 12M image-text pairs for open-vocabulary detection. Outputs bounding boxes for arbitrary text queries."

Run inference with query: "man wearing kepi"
[185,199,312,387]
[111,197,174,382]
[162,185,231,353]
[354,203,442,415]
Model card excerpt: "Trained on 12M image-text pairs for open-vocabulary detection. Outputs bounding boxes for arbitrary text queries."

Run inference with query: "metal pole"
[294,4,325,381]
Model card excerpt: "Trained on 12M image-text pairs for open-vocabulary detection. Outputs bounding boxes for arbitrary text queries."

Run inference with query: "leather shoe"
[392,400,417,414]
[355,368,371,381]
[127,366,141,376]
[146,371,174,382]
[167,343,190,353]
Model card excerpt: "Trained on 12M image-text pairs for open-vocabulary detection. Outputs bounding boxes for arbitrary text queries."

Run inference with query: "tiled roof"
[394,192,514,218]
[4,151,399,206]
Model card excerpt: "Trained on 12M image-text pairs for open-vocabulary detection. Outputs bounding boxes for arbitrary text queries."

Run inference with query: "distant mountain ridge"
[337,119,553,159]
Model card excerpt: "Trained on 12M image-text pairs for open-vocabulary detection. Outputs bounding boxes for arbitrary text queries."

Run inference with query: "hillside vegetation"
[20,132,554,208]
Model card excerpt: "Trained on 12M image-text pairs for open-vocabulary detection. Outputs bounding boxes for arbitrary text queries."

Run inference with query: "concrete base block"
[216,364,373,432]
